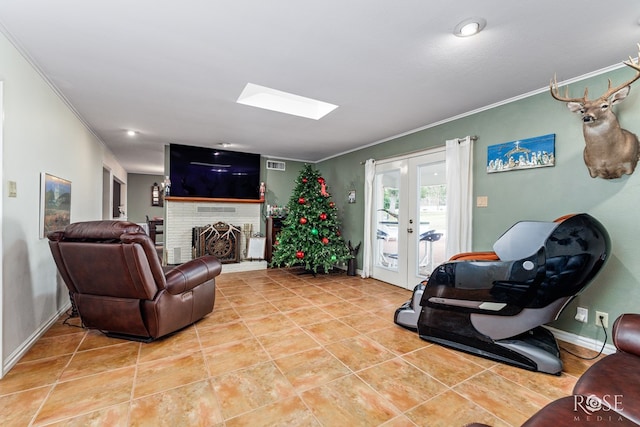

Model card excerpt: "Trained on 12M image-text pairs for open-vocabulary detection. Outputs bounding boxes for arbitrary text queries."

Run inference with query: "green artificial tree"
[271,164,351,273]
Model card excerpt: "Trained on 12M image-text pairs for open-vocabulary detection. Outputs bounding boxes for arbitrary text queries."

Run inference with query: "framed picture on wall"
[487,133,555,173]
[40,173,71,238]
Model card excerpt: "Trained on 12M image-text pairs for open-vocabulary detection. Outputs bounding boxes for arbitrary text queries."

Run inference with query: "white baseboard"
[545,325,616,355]
[2,303,71,378]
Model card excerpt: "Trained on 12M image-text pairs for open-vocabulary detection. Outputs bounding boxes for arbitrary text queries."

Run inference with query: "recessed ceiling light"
[126,130,137,137]
[454,17,486,37]
[237,83,338,120]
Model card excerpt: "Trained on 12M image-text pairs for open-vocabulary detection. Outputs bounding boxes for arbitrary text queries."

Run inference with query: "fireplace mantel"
[165,196,264,204]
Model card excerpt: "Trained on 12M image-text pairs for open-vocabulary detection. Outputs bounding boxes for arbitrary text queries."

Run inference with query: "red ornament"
[299,217,308,224]
[317,177,325,184]
[336,230,341,236]
[296,251,305,259]
[298,197,306,204]
[321,237,329,245]
[329,202,335,208]
[319,212,327,220]
[302,178,308,183]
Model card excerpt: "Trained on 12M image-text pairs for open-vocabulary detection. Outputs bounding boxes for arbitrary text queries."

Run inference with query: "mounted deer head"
[550,45,640,179]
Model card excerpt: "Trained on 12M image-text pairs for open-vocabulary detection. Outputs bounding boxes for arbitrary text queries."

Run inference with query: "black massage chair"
[394,213,610,375]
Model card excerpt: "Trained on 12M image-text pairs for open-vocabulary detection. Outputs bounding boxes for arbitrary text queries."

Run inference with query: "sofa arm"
[164,256,222,295]
[613,313,640,356]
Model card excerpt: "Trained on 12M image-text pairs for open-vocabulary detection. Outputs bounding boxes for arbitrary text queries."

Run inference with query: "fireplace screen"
[193,222,241,263]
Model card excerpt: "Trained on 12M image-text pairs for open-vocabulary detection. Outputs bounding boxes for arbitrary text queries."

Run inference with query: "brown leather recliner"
[48,220,221,342]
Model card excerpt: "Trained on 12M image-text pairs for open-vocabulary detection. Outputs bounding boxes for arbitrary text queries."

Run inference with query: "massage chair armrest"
[164,255,222,295]
[612,313,640,356]
[449,251,499,261]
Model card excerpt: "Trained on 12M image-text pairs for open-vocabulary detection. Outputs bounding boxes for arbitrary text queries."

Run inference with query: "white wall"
[0,31,127,376]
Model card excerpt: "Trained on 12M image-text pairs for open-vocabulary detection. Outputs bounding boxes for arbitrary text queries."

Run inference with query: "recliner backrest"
[48,220,166,301]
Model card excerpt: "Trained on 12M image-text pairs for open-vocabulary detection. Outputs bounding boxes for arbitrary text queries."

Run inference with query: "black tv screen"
[169,144,261,199]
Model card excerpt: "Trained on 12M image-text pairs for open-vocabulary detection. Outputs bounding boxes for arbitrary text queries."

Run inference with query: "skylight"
[237,83,338,120]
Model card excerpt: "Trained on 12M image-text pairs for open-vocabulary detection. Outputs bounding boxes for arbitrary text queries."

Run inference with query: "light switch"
[476,196,488,207]
[8,181,17,197]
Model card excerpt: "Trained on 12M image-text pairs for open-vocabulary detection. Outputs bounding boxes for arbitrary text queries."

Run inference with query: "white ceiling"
[1,1,640,174]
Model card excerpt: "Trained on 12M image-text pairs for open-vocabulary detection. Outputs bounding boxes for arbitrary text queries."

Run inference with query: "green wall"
[127,173,166,224]
[319,65,640,343]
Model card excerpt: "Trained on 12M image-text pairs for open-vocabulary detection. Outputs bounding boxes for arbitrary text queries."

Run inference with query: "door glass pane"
[375,170,400,270]
[417,161,446,277]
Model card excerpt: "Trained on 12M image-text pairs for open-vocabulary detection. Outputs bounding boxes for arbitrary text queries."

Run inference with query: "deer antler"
[600,43,640,99]
[550,44,640,103]
[549,74,589,103]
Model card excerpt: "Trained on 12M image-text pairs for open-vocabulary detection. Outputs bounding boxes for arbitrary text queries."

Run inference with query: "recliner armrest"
[613,313,640,356]
[164,256,222,295]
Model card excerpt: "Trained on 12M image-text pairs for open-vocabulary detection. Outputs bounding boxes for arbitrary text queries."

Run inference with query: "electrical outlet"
[575,307,588,323]
[595,311,609,328]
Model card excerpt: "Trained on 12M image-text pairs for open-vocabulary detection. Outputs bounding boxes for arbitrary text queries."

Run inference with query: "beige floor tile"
[44,402,130,427]
[0,385,51,426]
[357,357,447,412]
[259,288,298,301]
[243,312,297,336]
[285,306,334,326]
[274,347,351,392]
[559,340,606,378]
[366,326,429,356]
[491,363,577,400]
[77,329,131,352]
[226,292,268,307]
[197,307,241,327]
[6,270,604,426]
[225,396,319,427]
[130,380,224,427]
[406,390,510,427]
[257,326,320,359]
[303,319,360,344]
[203,338,270,377]
[41,319,84,339]
[304,292,344,306]
[134,352,208,398]
[340,312,392,333]
[454,370,551,425]
[301,374,399,426]
[270,296,313,312]
[325,335,395,371]
[137,327,199,363]
[0,355,70,396]
[212,361,296,419]
[290,285,327,297]
[237,301,282,319]
[60,341,140,381]
[198,320,253,348]
[402,345,486,387]
[34,367,135,425]
[319,300,366,317]
[19,333,84,362]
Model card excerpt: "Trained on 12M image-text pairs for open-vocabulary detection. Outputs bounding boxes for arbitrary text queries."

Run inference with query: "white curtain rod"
[360,135,477,165]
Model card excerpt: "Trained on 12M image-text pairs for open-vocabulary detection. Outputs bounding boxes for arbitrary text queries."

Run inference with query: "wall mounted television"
[169,143,261,200]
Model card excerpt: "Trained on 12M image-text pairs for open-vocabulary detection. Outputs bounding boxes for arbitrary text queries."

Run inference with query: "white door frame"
[370,147,445,289]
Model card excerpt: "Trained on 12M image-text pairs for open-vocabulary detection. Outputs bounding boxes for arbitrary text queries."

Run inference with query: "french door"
[371,149,447,289]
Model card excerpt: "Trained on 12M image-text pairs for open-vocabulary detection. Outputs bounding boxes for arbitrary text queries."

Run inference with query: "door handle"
[407,228,413,233]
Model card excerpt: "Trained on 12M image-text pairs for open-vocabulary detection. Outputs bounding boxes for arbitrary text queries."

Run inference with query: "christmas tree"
[271,164,351,273]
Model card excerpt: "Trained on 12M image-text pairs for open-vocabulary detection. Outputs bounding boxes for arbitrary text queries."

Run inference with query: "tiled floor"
[0,268,602,426]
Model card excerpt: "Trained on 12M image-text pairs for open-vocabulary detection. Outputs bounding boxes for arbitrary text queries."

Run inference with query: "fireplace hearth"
[193,221,241,263]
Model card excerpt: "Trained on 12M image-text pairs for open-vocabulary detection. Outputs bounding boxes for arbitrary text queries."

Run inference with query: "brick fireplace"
[165,199,264,270]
